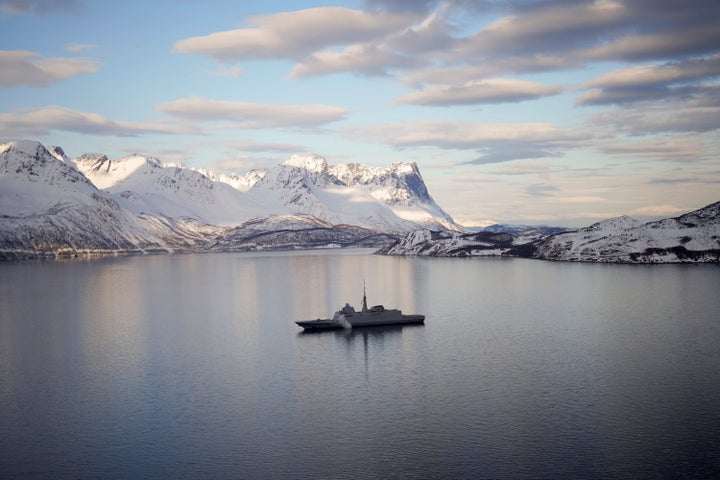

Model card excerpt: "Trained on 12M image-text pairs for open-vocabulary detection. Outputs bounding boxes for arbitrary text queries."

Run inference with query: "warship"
[295,286,425,331]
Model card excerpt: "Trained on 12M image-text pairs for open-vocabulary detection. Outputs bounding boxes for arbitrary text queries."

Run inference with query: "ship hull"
[296,314,425,331]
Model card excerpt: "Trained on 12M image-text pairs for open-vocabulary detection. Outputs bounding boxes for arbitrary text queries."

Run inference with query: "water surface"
[1,251,719,478]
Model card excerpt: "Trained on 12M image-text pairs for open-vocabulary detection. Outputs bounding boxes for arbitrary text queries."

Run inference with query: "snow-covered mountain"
[70,150,457,232]
[381,202,720,263]
[0,141,219,259]
[1,140,456,259]
[242,153,460,232]
[531,202,720,263]
[377,229,518,256]
[72,153,268,225]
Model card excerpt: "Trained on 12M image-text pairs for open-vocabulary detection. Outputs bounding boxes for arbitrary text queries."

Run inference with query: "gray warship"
[295,287,425,331]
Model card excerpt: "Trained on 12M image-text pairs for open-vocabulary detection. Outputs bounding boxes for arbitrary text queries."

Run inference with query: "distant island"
[1,140,718,263]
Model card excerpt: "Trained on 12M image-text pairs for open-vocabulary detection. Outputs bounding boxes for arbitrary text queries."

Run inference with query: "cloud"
[64,43,95,53]
[347,120,590,163]
[396,77,563,106]
[0,0,81,15]
[402,57,577,87]
[486,161,552,176]
[598,135,716,162]
[648,177,719,185]
[171,1,720,84]
[155,97,349,128]
[629,204,688,217]
[291,11,451,78]
[586,54,720,90]
[590,92,720,135]
[174,7,417,62]
[526,183,559,197]
[451,1,720,68]
[582,20,720,62]
[364,0,438,13]
[0,50,99,87]
[577,54,720,105]
[0,106,193,137]
[290,43,420,78]
[458,1,630,59]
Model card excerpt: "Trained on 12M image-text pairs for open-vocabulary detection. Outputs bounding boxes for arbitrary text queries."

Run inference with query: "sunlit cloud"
[291,43,420,78]
[0,105,194,137]
[395,78,563,106]
[629,204,687,217]
[155,97,349,128]
[578,54,720,105]
[174,7,418,62]
[401,57,577,87]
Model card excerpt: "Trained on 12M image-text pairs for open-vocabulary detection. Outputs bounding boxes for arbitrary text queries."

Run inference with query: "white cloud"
[458,0,629,58]
[155,97,349,128]
[585,54,720,89]
[395,78,563,106]
[0,105,193,137]
[577,54,720,105]
[290,43,420,78]
[0,50,98,87]
[174,7,418,62]
[581,21,720,62]
[401,56,577,87]
[347,120,591,163]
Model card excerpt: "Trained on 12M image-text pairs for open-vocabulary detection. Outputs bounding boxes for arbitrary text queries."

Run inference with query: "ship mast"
[362,281,368,313]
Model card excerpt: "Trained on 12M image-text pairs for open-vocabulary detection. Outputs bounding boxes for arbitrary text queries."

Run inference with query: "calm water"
[1,250,719,479]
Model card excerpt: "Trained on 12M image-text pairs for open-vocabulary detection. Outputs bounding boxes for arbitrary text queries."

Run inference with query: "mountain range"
[2,140,718,263]
[0,140,455,260]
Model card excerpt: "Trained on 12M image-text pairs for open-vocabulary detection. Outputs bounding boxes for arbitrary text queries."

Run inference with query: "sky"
[1,0,719,227]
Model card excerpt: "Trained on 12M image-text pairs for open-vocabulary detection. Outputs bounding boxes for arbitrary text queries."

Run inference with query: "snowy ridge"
[381,202,720,263]
[532,204,720,263]
[69,148,457,232]
[378,229,517,257]
[244,154,460,232]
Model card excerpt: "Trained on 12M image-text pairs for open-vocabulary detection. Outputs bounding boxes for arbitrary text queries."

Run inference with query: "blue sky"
[1,0,719,226]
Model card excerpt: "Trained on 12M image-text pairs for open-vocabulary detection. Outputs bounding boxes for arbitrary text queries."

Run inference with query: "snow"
[283,153,328,173]
[1,140,459,259]
[380,202,720,263]
[12,139,716,263]
[532,204,720,263]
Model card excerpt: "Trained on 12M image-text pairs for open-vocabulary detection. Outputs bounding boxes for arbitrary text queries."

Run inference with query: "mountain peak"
[1,139,47,158]
[73,153,164,190]
[283,153,328,173]
[390,161,420,175]
[585,215,640,232]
